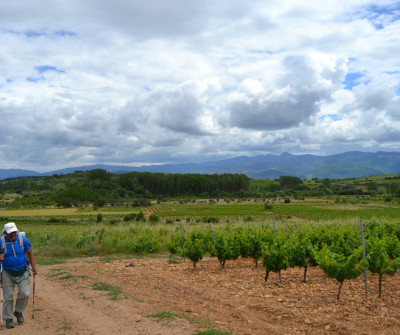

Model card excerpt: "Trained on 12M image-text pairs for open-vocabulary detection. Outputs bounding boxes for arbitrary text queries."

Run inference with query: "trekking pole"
[1,262,3,330]
[32,275,35,319]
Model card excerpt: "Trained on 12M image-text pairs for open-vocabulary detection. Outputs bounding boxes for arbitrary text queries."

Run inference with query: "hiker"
[0,222,37,329]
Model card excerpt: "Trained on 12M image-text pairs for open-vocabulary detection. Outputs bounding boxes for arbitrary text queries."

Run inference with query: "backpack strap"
[0,235,5,254]
[0,232,26,255]
[18,232,26,250]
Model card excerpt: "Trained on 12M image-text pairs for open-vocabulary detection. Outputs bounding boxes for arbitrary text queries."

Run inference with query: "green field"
[0,196,398,264]
[2,200,399,222]
[270,203,400,221]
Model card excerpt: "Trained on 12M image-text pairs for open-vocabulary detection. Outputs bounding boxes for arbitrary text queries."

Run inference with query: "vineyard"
[75,198,400,222]
[25,215,400,335]
[11,199,400,302]
[167,219,400,300]
[2,196,400,333]
[270,204,400,221]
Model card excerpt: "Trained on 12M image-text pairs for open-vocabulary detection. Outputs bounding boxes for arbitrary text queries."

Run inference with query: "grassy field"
[1,197,399,264]
[0,208,80,216]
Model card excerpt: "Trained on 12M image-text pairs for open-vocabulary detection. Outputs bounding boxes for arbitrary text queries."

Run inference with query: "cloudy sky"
[1,0,400,172]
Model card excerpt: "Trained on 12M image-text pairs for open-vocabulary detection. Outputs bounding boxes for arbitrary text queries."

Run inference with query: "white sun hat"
[4,222,18,234]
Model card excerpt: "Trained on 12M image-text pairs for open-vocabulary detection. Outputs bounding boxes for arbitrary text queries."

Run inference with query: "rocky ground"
[5,256,400,334]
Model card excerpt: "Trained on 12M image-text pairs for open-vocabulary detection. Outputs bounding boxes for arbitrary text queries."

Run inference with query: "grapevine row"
[167,220,400,300]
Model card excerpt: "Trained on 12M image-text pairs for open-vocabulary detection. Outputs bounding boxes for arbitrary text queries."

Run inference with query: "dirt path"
[3,259,198,335]
[5,256,400,334]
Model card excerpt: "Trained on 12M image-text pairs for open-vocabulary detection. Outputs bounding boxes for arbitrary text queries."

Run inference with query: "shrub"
[136,211,146,222]
[204,217,219,223]
[131,198,151,207]
[149,213,160,223]
[182,238,205,268]
[264,202,273,210]
[132,232,161,254]
[94,197,107,207]
[47,217,68,224]
[57,197,74,208]
[123,213,137,222]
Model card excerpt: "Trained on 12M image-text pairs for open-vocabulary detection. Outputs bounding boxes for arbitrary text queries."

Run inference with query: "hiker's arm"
[26,247,37,276]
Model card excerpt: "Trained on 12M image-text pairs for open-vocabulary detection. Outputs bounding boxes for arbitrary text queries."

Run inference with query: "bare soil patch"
[142,208,154,218]
[10,257,400,334]
[289,216,309,222]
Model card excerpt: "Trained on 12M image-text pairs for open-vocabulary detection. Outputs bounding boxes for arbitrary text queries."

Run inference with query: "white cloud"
[228,55,346,130]
[0,0,400,171]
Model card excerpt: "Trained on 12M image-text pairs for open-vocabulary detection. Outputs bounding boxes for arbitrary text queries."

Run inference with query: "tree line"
[0,169,250,207]
[1,170,399,208]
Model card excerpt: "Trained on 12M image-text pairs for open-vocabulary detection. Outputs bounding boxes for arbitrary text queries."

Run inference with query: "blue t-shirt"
[2,235,31,270]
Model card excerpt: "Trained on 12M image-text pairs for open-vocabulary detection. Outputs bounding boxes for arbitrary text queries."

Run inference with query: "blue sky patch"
[5,29,76,38]
[362,2,400,29]
[26,76,44,83]
[4,29,18,35]
[385,70,400,75]
[28,65,64,82]
[343,3,400,30]
[319,114,342,122]
[34,65,65,74]
[249,49,275,55]
[55,30,77,37]
[24,30,46,37]
[343,72,364,90]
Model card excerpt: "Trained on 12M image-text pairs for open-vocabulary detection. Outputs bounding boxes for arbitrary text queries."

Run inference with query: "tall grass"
[21,223,168,260]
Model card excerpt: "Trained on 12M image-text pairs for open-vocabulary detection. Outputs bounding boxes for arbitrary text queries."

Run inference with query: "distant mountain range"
[1,151,400,180]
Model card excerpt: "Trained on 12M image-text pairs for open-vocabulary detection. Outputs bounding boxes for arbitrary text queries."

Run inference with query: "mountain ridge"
[1,151,399,180]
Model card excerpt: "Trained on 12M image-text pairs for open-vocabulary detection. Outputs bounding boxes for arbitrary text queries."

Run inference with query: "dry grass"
[0,208,79,216]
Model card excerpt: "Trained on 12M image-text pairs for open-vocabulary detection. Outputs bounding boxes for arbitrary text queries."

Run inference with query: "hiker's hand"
[32,267,38,276]
[0,253,4,261]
